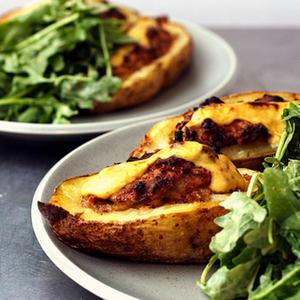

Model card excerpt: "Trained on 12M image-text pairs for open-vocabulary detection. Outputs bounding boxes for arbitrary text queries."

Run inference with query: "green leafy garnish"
[0,0,134,123]
[200,103,300,300]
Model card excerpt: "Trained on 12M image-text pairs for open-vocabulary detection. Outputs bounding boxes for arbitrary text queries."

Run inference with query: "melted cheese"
[81,141,246,198]
[126,18,158,47]
[187,102,300,147]
[111,18,158,67]
[142,115,183,153]
[52,175,229,222]
[51,173,225,222]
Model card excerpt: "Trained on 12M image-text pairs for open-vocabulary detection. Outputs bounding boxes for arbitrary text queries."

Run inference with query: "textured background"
[2,0,300,27]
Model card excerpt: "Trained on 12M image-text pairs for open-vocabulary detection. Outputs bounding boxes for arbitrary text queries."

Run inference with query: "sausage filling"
[113,25,174,79]
[183,119,269,152]
[81,156,212,213]
[174,95,286,151]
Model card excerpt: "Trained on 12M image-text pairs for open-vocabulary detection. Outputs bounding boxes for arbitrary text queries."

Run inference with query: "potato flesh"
[51,175,229,223]
[221,141,275,161]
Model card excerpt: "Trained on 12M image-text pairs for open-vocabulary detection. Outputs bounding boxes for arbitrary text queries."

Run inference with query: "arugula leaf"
[201,258,261,300]
[210,192,267,253]
[60,76,121,106]
[264,168,300,223]
[286,289,300,300]
[250,261,300,300]
[284,160,300,197]
[0,0,134,123]
[273,103,300,164]
[243,218,277,255]
[281,212,300,258]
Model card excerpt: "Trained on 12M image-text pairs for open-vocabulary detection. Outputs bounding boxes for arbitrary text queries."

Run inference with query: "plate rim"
[31,117,165,300]
[3,21,237,136]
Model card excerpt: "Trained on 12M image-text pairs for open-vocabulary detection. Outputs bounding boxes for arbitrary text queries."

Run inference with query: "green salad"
[200,103,300,300]
[0,0,133,123]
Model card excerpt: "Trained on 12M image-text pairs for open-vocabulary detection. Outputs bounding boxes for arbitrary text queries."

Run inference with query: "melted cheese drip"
[187,102,300,147]
[81,141,246,198]
[111,18,158,67]
[126,18,158,47]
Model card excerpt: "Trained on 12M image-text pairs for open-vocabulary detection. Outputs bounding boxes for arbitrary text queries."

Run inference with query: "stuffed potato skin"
[130,91,300,169]
[38,140,249,263]
[95,20,193,112]
[0,2,192,113]
[38,175,226,263]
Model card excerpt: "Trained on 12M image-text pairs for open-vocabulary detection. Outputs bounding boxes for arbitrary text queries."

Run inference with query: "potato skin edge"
[38,201,225,263]
[93,32,193,113]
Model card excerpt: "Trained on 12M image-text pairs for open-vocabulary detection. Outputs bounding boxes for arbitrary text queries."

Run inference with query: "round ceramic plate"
[1,19,237,139]
[32,118,209,300]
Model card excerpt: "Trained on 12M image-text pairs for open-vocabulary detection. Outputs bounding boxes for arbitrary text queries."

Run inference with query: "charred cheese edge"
[81,141,246,199]
[130,115,183,157]
[186,101,300,147]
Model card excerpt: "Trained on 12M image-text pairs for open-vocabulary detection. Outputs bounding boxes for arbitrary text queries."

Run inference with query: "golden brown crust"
[93,62,166,112]
[38,201,225,263]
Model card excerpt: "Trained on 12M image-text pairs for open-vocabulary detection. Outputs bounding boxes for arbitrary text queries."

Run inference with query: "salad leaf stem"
[99,23,112,77]
[246,173,259,198]
[0,98,52,107]
[199,254,218,288]
[268,218,274,245]
[14,13,80,51]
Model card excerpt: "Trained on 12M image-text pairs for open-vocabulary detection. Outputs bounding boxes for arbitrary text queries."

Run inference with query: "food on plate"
[38,141,251,263]
[0,0,192,123]
[130,91,300,169]
[200,103,300,300]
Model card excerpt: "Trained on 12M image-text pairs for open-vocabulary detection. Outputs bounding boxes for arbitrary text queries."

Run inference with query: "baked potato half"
[130,91,300,169]
[1,0,192,113]
[39,141,251,263]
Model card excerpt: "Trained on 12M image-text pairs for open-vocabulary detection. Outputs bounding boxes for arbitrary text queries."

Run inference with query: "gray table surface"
[1,28,300,300]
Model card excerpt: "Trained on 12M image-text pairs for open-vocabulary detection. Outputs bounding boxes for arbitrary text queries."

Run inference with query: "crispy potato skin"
[93,24,193,112]
[38,174,226,263]
[93,62,165,112]
[0,2,193,113]
[130,91,300,169]
[39,201,224,263]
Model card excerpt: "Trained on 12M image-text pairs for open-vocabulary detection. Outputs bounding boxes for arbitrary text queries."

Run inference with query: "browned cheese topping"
[112,23,173,79]
[174,95,287,151]
[81,156,212,213]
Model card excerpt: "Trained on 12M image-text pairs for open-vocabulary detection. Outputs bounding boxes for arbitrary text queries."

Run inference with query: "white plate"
[32,118,209,300]
[1,20,237,139]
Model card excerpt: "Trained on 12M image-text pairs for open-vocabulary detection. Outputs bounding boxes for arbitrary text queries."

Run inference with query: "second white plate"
[0,19,237,138]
